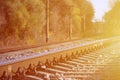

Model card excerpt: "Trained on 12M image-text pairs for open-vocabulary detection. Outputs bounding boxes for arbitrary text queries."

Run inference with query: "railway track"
[0,37,120,80]
[0,45,103,80]
[0,38,96,54]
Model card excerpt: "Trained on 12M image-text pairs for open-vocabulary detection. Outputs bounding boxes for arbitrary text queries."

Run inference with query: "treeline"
[0,0,94,48]
[104,1,120,37]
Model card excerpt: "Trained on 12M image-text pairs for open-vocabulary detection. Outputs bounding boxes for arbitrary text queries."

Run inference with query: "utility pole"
[82,6,88,36]
[46,0,49,43]
[83,14,86,33]
[69,6,73,40]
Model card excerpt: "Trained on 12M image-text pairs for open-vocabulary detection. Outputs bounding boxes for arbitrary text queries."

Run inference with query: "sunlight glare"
[89,0,110,21]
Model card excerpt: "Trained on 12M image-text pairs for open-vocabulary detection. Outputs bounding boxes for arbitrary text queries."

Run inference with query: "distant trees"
[0,0,94,48]
[73,0,94,37]
[49,0,94,40]
[104,1,120,37]
[49,0,71,41]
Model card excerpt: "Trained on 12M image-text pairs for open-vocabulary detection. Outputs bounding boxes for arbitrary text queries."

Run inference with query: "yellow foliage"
[27,39,35,45]
[0,0,94,46]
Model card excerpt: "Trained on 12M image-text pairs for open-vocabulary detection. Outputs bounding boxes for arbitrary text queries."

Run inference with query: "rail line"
[0,37,120,80]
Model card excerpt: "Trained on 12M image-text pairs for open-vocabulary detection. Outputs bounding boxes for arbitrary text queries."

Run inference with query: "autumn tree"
[0,0,94,47]
[49,0,94,40]
[73,0,94,37]
[0,0,45,46]
[104,1,120,37]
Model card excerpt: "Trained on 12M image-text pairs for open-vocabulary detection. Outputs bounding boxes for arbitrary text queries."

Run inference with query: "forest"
[0,0,94,49]
[104,0,120,37]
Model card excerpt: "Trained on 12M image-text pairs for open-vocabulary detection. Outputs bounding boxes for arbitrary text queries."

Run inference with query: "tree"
[49,0,94,40]
[0,0,94,47]
[0,0,46,45]
[72,0,94,37]
[104,1,120,37]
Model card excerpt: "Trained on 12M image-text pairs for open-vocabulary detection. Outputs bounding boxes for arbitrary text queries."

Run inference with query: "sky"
[89,0,111,21]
